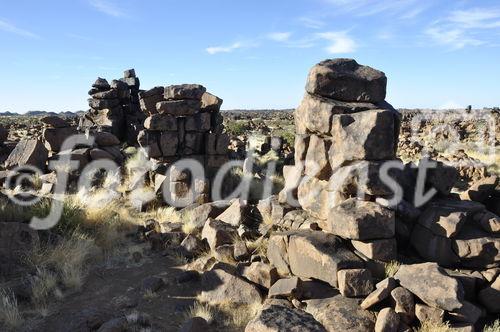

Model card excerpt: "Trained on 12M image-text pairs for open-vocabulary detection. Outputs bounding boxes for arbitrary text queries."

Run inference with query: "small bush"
[384,260,401,278]
[225,121,248,136]
[417,320,451,332]
[184,302,217,324]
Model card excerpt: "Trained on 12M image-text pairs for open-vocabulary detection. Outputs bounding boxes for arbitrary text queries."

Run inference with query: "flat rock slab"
[394,262,464,311]
[245,304,326,332]
[305,295,375,332]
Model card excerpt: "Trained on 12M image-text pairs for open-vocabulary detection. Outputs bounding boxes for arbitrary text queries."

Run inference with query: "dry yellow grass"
[484,320,500,332]
[184,302,217,324]
[416,320,452,332]
[0,288,23,330]
[384,260,401,278]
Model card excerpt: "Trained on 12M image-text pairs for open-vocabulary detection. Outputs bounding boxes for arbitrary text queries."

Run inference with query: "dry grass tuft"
[184,302,217,324]
[384,260,401,278]
[0,288,23,330]
[417,320,452,332]
[218,301,262,329]
[484,320,500,332]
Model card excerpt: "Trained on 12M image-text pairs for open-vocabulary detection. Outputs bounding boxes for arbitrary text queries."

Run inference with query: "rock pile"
[137,84,229,204]
[281,58,401,262]
[80,69,145,144]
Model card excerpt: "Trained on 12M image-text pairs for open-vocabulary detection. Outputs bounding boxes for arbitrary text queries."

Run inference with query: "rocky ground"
[0,59,499,332]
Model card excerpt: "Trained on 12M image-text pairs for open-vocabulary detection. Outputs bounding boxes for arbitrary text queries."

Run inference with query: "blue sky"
[1,0,499,113]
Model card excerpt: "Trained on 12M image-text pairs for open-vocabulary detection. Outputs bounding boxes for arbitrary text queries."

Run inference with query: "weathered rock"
[394,263,464,311]
[414,303,444,324]
[183,201,231,230]
[360,278,397,309]
[304,135,332,180]
[139,86,164,115]
[478,274,500,313]
[4,139,48,170]
[156,100,201,116]
[201,92,223,112]
[88,98,120,110]
[233,240,249,261]
[329,109,397,170]
[205,133,229,155]
[452,223,500,269]
[297,176,330,220]
[93,77,110,90]
[245,303,326,332]
[180,234,205,258]
[287,230,364,287]
[426,161,459,195]
[268,276,304,299]
[267,233,292,276]
[40,116,69,128]
[460,176,498,203]
[474,210,500,234]
[410,224,460,266]
[200,268,262,305]
[305,295,375,332]
[240,262,279,289]
[141,276,164,293]
[390,287,415,324]
[295,92,381,134]
[89,148,114,160]
[448,301,482,324]
[144,114,177,131]
[375,307,399,332]
[201,218,237,251]
[159,131,179,156]
[93,132,120,146]
[43,127,78,152]
[351,239,397,262]
[324,199,395,240]
[337,269,374,297]
[164,84,206,101]
[185,113,211,132]
[417,205,468,238]
[216,199,246,227]
[306,58,387,103]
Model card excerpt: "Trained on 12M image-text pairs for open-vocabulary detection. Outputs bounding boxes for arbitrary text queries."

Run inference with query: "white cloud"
[89,0,126,17]
[298,17,326,29]
[267,32,292,42]
[448,8,500,29]
[425,27,483,49]
[425,7,500,49]
[323,0,429,18]
[0,19,39,38]
[316,31,357,53]
[206,42,243,55]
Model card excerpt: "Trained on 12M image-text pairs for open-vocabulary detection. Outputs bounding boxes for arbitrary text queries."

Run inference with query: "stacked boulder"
[81,69,145,144]
[137,84,228,204]
[281,58,401,263]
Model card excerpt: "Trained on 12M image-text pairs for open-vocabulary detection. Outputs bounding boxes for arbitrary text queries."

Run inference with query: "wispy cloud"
[316,31,357,53]
[298,17,326,29]
[323,0,429,19]
[206,42,244,55]
[0,19,39,39]
[425,7,500,49]
[267,32,292,42]
[89,0,127,17]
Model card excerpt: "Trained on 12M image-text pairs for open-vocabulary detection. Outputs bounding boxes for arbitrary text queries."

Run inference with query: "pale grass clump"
[184,302,217,324]
[484,320,500,332]
[384,260,401,278]
[153,206,182,223]
[246,236,269,257]
[180,209,198,235]
[29,268,59,310]
[0,288,23,330]
[417,320,452,332]
[219,301,262,329]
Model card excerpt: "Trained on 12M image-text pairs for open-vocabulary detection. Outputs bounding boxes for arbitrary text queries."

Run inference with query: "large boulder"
[328,109,398,170]
[156,100,201,116]
[164,84,206,101]
[43,127,79,152]
[200,268,263,305]
[297,176,330,220]
[4,139,48,170]
[323,199,395,240]
[304,295,375,332]
[306,58,387,103]
[201,218,237,251]
[304,135,332,180]
[394,263,464,311]
[287,230,364,287]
